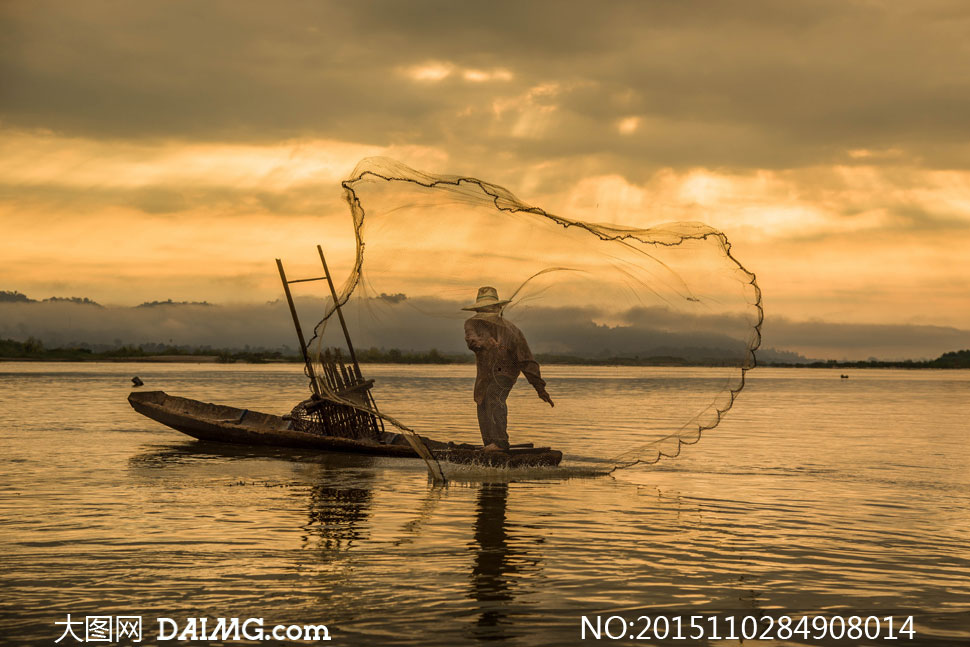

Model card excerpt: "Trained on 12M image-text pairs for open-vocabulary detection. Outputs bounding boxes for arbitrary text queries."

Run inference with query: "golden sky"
[2,1,969,344]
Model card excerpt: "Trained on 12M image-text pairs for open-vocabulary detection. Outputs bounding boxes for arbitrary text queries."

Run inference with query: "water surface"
[1,363,968,645]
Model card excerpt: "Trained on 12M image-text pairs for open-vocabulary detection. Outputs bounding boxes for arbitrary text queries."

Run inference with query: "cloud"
[401,61,513,83]
[617,117,640,135]
[2,296,965,361]
[763,317,970,361]
[4,1,970,171]
[0,299,303,350]
[2,129,968,326]
[0,132,380,194]
[404,61,456,82]
[2,1,969,338]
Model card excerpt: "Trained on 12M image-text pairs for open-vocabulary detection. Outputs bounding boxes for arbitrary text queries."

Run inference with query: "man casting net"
[305,157,762,471]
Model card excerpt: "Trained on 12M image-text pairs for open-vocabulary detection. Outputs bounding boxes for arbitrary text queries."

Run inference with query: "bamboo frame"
[276,258,320,396]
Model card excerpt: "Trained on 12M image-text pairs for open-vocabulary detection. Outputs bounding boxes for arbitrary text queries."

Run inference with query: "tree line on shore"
[761,350,970,369]
[1,337,968,368]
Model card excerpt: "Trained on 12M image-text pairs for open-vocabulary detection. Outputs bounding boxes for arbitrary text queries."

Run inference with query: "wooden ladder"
[277,245,384,440]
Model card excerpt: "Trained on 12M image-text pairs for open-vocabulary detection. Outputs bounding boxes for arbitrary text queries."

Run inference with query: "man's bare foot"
[483,443,507,452]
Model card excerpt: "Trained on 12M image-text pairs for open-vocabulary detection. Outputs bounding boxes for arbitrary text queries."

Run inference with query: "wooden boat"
[128,390,563,468]
[127,246,563,474]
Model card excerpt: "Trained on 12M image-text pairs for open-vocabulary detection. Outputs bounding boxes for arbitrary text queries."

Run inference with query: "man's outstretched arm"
[516,337,554,407]
[521,361,554,407]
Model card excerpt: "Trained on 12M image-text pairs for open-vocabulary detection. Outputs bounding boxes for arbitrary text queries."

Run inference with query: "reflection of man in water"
[463,287,554,451]
[470,483,529,635]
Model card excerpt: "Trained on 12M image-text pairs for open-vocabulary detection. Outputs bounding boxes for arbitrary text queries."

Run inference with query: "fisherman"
[463,286,554,452]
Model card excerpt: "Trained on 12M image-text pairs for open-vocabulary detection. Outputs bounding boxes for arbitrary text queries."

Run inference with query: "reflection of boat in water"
[128,390,563,468]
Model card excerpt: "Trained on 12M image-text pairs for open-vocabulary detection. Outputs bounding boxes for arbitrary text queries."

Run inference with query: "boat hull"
[128,391,562,468]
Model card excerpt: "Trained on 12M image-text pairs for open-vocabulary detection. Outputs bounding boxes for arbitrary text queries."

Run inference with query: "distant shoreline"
[3,337,968,368]
[2,357,968,369]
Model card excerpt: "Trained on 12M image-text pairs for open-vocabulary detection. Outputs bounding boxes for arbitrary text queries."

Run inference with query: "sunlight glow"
[617,116,640,135]
[406,62,455,82]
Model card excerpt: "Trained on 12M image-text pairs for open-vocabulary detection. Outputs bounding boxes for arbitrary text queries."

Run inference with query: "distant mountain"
[2,292,965,363]
[0,290,34,303]
[4,291,215,308]
[1,290,102,307]
[136,299,212,308]
[756,347,814,364]
[43,296,103,307]
[930,349,970,368]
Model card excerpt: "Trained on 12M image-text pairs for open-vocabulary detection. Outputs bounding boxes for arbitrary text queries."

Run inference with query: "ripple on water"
[1,364,969,645]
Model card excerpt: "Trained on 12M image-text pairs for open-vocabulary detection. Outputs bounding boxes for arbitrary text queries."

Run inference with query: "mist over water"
[1,363,968,645]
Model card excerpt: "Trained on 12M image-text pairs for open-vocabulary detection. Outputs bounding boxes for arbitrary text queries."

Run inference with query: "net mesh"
[305,157,762,470]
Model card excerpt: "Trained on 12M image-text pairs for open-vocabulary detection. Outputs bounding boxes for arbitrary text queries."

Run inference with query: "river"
[1,363,968,645]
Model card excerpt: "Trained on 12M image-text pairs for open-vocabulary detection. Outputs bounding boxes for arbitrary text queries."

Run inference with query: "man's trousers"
[476,374,515,449]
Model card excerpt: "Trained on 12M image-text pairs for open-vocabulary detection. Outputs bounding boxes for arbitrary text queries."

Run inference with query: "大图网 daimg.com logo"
[54,615,331,643]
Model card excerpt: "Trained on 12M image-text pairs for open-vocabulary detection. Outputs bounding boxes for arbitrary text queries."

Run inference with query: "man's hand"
[537,388,554,407]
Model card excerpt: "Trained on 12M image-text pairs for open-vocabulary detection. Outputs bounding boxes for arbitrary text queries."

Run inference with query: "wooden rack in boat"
[277,245,384,442]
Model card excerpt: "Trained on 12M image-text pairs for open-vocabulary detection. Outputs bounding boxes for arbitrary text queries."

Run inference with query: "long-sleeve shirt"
[464,313,546,404]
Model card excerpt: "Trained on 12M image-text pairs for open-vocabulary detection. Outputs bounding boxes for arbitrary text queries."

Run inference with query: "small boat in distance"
[128,391,563,468]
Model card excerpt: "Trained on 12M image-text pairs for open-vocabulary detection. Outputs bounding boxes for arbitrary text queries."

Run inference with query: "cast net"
[305,157,762,471]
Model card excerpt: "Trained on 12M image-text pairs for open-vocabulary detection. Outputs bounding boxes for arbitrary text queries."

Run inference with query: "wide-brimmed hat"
[461,286,511,311]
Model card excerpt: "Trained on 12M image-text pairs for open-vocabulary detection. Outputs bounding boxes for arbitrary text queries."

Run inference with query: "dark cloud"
[0,297,755,361]
[0,298,303,350]
[3,1,970,172]
[763,317,970,361]
[2,295,965,361]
